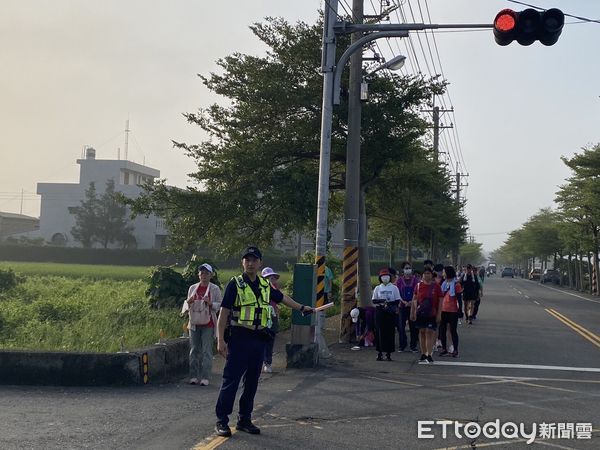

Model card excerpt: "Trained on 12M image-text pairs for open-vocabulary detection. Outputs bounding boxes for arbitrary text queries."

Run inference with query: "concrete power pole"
[454,167,461,268]
[424,104,453,261]
[340,0,364,343]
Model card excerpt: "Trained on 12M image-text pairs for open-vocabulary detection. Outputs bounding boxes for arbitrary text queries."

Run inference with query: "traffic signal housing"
[494,8,564,46]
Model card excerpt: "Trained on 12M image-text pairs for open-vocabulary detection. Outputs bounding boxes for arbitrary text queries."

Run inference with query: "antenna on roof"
[124,118,130,161]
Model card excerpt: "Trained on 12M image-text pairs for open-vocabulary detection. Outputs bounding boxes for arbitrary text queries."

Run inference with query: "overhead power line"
[506,0,600,24]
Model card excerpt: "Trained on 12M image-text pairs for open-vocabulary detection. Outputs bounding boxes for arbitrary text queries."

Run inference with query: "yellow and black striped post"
[339,246,358,343]
[142,352,149,385]
[315,254,326,308]
[593,262,598,295]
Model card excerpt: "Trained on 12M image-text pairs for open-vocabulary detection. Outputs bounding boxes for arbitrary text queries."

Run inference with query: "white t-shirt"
[372,283,401,303]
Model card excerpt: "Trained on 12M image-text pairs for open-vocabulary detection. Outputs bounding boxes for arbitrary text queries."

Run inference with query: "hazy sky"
[1,0,598,252]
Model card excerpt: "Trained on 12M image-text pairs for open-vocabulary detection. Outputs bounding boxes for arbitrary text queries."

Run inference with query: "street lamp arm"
[334,22,494,34]
[333,30,409,105]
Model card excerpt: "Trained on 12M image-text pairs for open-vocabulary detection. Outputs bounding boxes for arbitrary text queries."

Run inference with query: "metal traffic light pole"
[315,8,566,350]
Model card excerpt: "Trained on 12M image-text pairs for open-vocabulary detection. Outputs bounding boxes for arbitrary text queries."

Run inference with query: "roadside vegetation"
[0,263,296,353]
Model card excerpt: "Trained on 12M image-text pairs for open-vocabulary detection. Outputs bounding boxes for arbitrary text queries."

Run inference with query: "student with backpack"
[411,267,443,364]
[181,263,222,386]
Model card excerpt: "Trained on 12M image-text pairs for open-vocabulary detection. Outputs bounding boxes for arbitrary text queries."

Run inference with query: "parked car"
[501,267,514,278]
[529,269,542,281]
[541,269,560,284]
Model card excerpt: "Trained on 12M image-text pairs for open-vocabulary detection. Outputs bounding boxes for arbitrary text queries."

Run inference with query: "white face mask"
[403,268,412,275]
[381,275,391,284]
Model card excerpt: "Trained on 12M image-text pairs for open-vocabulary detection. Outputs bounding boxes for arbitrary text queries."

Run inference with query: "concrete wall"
[0,338,189,386]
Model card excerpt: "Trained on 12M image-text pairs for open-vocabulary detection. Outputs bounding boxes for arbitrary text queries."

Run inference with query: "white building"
[37,147,168,249]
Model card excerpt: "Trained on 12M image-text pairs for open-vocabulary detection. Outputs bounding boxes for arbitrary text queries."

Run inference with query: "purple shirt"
[396,276,418,303]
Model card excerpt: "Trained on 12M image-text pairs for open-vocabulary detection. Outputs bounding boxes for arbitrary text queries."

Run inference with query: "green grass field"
[0,261,292,285]
[0,261,295,352]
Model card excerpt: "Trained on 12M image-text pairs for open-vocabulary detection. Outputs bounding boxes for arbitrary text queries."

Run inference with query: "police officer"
[214,246,314,437]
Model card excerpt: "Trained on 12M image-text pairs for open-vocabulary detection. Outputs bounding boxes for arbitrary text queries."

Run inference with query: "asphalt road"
[1,277,599,449]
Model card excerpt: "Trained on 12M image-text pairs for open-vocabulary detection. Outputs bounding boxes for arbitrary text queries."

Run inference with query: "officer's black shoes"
[236,420,261,434]
[215,422,232,437]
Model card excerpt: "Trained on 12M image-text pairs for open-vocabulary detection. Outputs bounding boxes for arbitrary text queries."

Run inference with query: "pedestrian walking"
[396,261,419,353]
[439,266,462,358]
[472,266,486,320]
[260,267,280,374]
[372,268,401,361]
[460,264,481,325]
[215,246,314,437]
[411,268,443,364]
[181,263,222,386]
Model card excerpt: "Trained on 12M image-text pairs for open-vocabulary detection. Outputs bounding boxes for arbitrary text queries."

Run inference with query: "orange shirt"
[442,282,463,313]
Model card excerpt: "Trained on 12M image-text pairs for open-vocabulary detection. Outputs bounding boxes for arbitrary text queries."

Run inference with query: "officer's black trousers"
[215,328,266,425]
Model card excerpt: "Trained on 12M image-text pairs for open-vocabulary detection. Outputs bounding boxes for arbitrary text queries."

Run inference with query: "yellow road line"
[546,308,600,349]
[192,430,237,450]
[549,309,600,342]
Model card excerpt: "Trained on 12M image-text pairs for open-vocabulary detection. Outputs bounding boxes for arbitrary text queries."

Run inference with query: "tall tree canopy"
[128,16,449,255]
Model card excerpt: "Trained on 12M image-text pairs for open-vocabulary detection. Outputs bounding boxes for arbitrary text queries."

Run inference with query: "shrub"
[0,268,23,292]
[145,266,186,309]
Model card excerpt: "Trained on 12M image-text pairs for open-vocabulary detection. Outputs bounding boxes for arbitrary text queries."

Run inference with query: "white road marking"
[431,361,600,373]
[456,374,600,383]
[524,295,530,299]
[534,301,540,305]
[517,290,522,295]
[539,284,600,304]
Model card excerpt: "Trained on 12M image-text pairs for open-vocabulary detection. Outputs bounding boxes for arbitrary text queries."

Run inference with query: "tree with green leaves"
[556,144,600,294]
[126,16,445,257]
[368,152,465,265]
[69,182,99,248]
[69,179,135,249]
[459,242,484,266]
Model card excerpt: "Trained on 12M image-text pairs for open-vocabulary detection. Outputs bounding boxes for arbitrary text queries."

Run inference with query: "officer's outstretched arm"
[281,295,314,315]
[216,307,230,357]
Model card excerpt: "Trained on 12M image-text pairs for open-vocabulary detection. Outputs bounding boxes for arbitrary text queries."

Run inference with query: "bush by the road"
[0,268,23,293]
[0,274,183,353]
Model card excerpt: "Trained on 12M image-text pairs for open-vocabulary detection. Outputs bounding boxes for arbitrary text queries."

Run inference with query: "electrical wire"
[506,0,600,24]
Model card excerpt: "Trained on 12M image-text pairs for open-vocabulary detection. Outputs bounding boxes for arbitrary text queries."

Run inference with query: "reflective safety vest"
[230,275,273,330]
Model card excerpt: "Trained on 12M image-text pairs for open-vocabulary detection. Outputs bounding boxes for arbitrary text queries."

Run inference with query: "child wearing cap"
[260,267,280,373]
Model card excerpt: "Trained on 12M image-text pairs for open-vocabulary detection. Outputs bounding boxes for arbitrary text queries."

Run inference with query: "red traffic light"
[493,9,517,46]
[495,9,517,33]
[493,8,564,46]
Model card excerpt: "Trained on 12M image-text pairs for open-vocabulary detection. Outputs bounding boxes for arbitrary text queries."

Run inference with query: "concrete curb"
[0,338,190,386]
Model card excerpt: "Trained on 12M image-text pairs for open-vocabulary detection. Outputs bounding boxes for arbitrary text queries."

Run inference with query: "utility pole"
[423,104,453,261]
[454,168,461,267]
[453,164,468,267]
[340,0,364,343]
[313,0,338,352]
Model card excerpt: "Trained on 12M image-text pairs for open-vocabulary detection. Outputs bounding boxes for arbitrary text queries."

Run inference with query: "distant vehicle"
[488,263,497,275]
[541,269,560,284]
[501,267,514,278]
[529,269,542,281]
